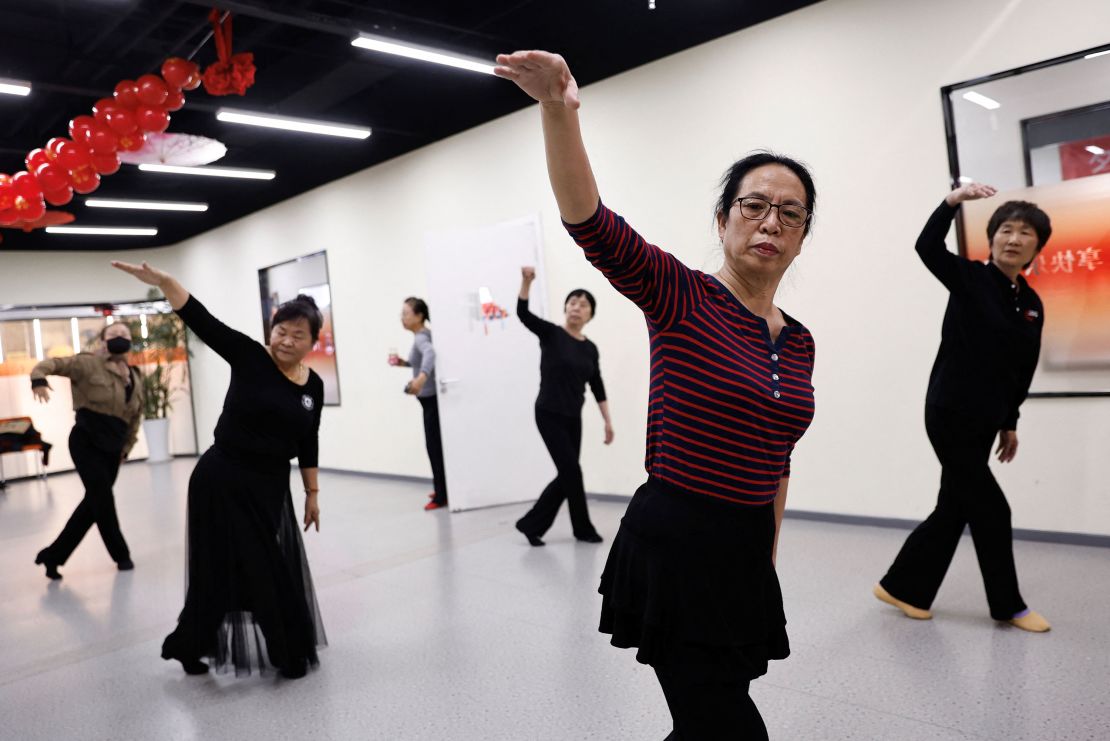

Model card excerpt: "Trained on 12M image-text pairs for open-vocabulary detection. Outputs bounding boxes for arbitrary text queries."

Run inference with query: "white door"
[424,215,555,512]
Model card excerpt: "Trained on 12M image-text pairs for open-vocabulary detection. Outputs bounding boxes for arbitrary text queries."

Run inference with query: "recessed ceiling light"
[86,198,209,212]
[46,226,158,236]
[1084,49,1110,59]
[1086,145,1106,155]
[961,91,1001,110]
[0,78,31,96]
[216,108,371,139]
[351,33,495,75]
[137,163,275,180]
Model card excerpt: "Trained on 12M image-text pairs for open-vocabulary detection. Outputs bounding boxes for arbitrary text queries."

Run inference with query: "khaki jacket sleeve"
[122,369,145,457]
[30,355,90,385]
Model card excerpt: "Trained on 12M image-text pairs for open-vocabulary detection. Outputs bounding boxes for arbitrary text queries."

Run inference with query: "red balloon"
[43,186,74,207]
[182,66,202,91]
[0,208,20,226]
[26,148,53,171]
[45,137,68,155]
[90,152,121,175]
[86,123,120,155]
[164,89,185,112]
[117,132,146,152]
[114,80,141,109]
[105,108,138,135]
[34,162,69,193]
[68,115,97,142]
[0,174,14,211]
[161,57,193,89]
[12,170,42,199]
[136,106,170,133]
[14,194,46,222]
[54,139,93,171]
[136,74,169,106]
[92,98,119,125]
[70,168,101,195]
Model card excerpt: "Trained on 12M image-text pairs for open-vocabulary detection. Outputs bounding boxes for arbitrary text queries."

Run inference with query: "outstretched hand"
[494,51,580,109]
[111,260,169,287]
[32,384,51,404]
[945,182,997,207]
[521,266,536,283]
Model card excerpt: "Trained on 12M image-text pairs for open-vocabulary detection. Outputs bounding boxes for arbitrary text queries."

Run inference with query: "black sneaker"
[117,558,135,571]
[35,549,62,580]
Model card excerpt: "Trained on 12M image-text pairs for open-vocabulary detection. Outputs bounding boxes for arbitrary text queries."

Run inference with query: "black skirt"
[162,446,327,676]
[599,477,788,681]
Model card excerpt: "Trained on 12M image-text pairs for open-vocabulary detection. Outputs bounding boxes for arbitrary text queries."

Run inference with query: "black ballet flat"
[515,523,545,547]
[117,558,135,571]
[35,549,62,580]
[280,661,308,680]
[576,533,604,544]
[161,647,210,675]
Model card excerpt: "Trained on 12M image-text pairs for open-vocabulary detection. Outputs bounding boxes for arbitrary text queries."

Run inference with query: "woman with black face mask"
[31,321,144,580]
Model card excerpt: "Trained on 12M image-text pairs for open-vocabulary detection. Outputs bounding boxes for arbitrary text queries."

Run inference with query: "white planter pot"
[142,418,172,463]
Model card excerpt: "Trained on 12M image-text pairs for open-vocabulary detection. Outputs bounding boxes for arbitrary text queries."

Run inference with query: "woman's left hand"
[407,375,426,396]
[303,493,320,532]
[996,430,1019,463]
[603,423,614,445]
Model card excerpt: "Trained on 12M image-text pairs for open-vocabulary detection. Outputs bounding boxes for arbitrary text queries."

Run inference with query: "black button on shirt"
[917,201,1043,430]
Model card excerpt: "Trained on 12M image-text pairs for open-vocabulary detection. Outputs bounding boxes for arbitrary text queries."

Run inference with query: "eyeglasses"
[731,197,811,229]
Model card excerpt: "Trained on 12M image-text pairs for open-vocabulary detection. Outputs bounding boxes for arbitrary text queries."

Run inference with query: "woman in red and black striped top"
[496,51,816,739]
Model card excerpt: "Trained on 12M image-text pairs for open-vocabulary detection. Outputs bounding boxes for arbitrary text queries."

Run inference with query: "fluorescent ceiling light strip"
[33,319,43,361]
[351,34,496,75]
[71,317,80,353]
[1085,145,1105,155]
[216,109,371,139]
[46,226,158,236]
[961,91,1001,110]
[1084,49,1110,59]
[86,198,208,212]
[138,163,275,180]
[0,78,31,96]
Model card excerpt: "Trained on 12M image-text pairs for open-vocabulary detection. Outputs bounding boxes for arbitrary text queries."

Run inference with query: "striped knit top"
[565,202,816,505]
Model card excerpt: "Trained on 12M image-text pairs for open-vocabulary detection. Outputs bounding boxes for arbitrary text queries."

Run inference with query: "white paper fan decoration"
[117,133,227,166]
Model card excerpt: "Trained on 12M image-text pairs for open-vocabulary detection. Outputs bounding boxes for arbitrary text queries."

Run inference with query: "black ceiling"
[0,0,821,251]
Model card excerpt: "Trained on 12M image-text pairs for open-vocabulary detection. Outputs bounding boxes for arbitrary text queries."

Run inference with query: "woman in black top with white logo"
[515,266,613,546]
[874,182,1052,633]
[114,260,328,677]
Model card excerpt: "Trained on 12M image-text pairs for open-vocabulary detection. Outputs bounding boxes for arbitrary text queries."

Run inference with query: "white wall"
[4,0,1108,536]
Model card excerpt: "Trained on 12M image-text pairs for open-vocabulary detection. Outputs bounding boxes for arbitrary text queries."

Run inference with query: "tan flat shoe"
[1008,610,1051,633]
[873,583,933,620]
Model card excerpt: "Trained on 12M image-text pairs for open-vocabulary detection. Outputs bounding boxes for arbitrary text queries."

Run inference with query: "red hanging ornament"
[201,10,256,96]
[43,186,74,207]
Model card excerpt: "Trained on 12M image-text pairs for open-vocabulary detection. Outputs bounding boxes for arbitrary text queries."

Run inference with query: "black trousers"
[45,427,130,565]
[654,667,768,740]
[881,405,1026,620]
[516,407,598,539]
[419,396,448,505]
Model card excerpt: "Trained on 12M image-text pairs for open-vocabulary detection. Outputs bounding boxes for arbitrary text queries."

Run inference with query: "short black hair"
[716,151,817,236]
[565,289,596,317]
[404,297,430,323]
[986,201,1052,260]
[272,294,322,341]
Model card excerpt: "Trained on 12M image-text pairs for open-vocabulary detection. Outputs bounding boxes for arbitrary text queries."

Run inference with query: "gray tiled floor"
[1,460,1106,740]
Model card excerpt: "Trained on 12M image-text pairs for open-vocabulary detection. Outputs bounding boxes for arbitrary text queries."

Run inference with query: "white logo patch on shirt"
[301,394,314,411]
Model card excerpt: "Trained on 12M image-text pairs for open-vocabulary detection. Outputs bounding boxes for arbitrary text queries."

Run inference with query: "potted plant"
[122,290,189,463]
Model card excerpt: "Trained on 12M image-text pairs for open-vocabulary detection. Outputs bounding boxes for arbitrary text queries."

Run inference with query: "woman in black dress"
[496,51,817,738]
[113,260,327,678]
[874,182,1052,633]
[515,266,613,546]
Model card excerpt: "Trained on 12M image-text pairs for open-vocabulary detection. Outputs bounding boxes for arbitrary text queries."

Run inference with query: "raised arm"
[29,355,90,403]
[112,261,256,366]
[496,52,704,329]
[517,266,555,339]
[916,183,997,290]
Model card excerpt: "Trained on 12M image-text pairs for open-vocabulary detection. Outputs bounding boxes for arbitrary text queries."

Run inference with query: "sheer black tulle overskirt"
[599,477,788,682]
[161,446,326,676]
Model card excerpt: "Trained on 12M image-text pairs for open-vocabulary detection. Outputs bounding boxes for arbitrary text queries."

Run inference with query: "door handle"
[439,378,460,394]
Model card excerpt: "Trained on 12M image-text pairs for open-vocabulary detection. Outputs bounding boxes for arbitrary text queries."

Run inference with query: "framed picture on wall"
[258,252,341,406]
[941,43,1110,397]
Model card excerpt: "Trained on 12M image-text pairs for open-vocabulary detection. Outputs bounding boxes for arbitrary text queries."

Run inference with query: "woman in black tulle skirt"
[114,261,327,679]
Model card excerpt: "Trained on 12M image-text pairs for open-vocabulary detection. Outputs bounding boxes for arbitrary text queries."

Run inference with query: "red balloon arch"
[0,9,257,231]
